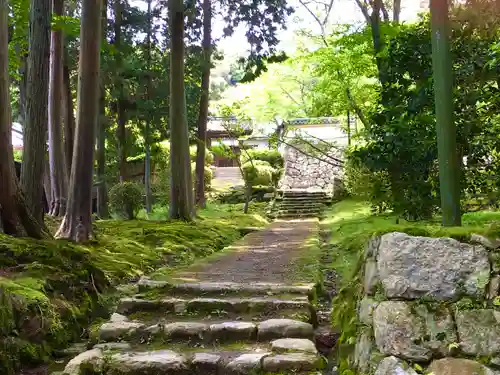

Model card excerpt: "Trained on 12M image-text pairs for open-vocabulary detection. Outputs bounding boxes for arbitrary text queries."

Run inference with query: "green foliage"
[240,149,284,188]
[215,60,316,122]
[13,150,22,162]
[108,182,144,220]
[350,2,500,219]
[307,25,379,118]
[190,162,213,191]
[242,161,274,186]
[189,145,214,165]
[343,155,392,214]
[150,142,214,204]
[241,149,284,169]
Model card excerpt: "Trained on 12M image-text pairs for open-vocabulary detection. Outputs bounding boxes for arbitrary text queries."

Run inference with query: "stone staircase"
[270,190,329,219]
[62,279,332,374]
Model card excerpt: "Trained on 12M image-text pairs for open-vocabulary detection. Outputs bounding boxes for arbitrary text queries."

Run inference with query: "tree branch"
[354,0,372,24]
[298,129,345,151]
[279,137,343,167]
[297,0,330,47]
[279,85,302,108]
[380,2,390,22]
[290,133,344,164]
[345,86,370,130]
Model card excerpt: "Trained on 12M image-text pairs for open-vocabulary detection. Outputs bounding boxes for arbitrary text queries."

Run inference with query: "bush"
[190,145,214,165]
[109,182,144,220]
[242,161,274,186]
[343,156,392,214]
[241,149,284,169]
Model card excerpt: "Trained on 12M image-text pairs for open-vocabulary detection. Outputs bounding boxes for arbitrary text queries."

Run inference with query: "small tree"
[109,182,143,220]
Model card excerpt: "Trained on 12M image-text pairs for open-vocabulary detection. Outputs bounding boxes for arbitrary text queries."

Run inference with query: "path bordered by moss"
[165,218,322,285]
[0,205,268,375]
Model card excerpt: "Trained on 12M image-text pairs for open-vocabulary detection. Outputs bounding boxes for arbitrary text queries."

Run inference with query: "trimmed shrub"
[242,161,274,186]
[109,182,144,220]
[241,149,284,169]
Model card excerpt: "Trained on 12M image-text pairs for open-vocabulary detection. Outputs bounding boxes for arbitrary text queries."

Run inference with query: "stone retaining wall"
[354,231,500,375]
[279,144,343,193]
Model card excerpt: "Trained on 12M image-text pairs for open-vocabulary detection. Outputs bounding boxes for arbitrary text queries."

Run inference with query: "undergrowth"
[0,204,267,374]
[323,199,500,374]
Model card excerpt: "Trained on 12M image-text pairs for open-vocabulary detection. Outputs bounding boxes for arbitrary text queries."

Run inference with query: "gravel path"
[171,219,319,284]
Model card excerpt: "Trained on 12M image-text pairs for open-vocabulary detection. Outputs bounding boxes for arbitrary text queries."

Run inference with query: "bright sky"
[131,0,428,57]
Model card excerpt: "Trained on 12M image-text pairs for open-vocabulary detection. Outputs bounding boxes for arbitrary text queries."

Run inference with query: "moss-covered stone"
[428,357,496,375]
[456,309,500,356]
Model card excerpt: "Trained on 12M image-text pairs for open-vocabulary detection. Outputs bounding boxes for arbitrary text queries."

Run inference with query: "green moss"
[455,297,485,311]
[288,233,323,286]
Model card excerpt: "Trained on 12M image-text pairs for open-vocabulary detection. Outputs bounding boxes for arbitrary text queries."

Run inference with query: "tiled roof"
[287,117,341,125]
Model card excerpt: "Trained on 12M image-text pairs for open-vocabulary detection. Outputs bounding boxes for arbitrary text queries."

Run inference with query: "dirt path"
[170,218,319,284]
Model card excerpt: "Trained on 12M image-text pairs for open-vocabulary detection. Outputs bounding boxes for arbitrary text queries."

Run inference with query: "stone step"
[97,314,316,344]
[281,197,328,202]
[137,279,316,299]
[65,342,324,375]
[276,212,322,219]
[116,296,316,323]
[281,190,327,196]
[278,201,325,207]
[280,196,330,203]
[276,207,323,214]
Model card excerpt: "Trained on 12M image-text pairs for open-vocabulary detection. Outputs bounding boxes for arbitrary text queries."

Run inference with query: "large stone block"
[107,350,189,375]
[373,301,456,361]
[456,309,500,356]
[374,356,417,375]
[378,232,490,300]
[354,331,377,374]
[429,358,497,375]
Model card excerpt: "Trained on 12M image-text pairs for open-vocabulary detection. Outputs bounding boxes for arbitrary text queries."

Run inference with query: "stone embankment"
[355,231,500,375]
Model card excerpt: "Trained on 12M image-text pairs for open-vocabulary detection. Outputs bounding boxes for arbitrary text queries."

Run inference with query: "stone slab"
[377,232,490,300]
[257,319,314,340]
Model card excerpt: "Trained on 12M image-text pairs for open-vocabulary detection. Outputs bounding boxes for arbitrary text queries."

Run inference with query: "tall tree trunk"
[393,0,401,22]
[168,0,193,220]
[21,0,52,224]
[114,0,127,182]
[0,0,50,238]
[56,0,102,240]
[430,0,461,226]
[195,0,212,208]
[96,0,109,219]
[63,47,75,174]
[17,51,27,124]
[43,156,52,210]
[347,108,351,146]
[144,0,153,214]
[48,0,67,216]
[97,80,109,219]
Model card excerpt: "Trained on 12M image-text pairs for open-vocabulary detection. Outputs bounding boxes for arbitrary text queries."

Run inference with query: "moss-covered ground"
[0,203,268,375]
[323,199,500,373]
